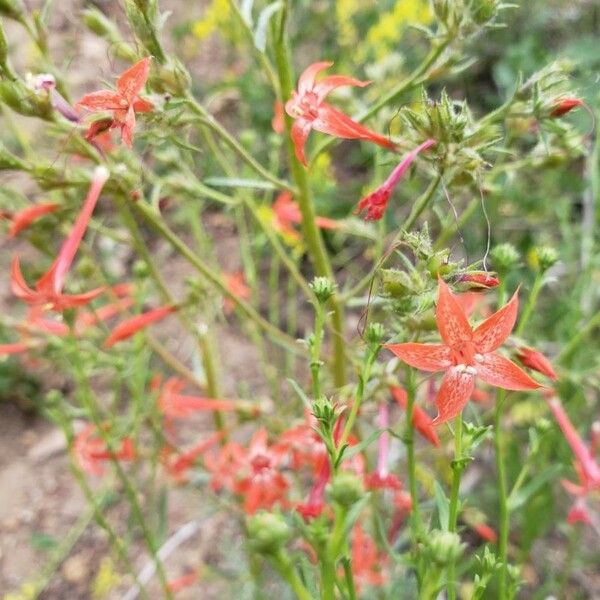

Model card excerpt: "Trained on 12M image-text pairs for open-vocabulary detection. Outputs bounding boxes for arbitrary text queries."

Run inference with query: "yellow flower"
[192,0,230,40]
[92,557,121,598]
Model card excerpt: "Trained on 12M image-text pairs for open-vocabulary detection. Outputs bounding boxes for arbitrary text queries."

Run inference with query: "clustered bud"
[310,276,336,304]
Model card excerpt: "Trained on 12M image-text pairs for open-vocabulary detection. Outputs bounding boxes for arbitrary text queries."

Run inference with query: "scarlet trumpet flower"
[550,97,583,118]
[285,61,396,166]
[516,346,558,381]
[157,377,240,418]
[5,202,59,238]
[387,278,541,424]
[273,192,340,240]
[223,271,251,314]
[390,386,440,447]
[351,525,387,590]
[11,167,109,312]
[104,304,176,347]
[73,423,136,476]
[546,396,600,528]
[77,57,154,146]
[355,139,436,220]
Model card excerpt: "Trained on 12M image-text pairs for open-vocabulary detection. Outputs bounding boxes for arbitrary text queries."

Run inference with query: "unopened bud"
[133,260,150,279]
[0,0,25,21]
[432,0,450,21]
[83,8,119,37]
[428,530,465,566]
[310,277,336,304]
[455,271,500,291]
[247,512,290,554]
[365,322,385,345]
[328,472,364,508]
[532,246,559,272]
[550,97,583,118]
[470,0,499,25]
[490,243,519,274]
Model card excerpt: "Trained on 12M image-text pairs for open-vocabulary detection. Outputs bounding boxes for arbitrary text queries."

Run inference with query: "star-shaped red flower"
[386,278,541,424]
[285,61,396,166]
[78,57,154,146]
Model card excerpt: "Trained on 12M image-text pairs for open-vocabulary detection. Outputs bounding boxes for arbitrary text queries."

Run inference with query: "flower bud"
[531,246,559,272]
[133,260,150,279]
[310,277,336,304]
[516,347,557,380]
[365,322,385,345]
[0,0,25,20]
[550,97,583,118]
[428,530,465,566]
[432,0,450,21]
[469,0,499,25]
[455,271,500,291]
[311,396,337,428]
[247,512,290,554]
[83,8,120,37]
[328,472,364,508]
[490,243,519,274]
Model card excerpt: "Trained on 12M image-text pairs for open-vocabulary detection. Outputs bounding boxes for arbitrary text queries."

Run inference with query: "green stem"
[495,389,509,600]
[272,550,314,600]
[515,272,543,336]
[558,308,600,364]
[404,173,442,232]
[131,199,303,354]
[273,0,346,387]
[311,303,325,399]
[447,415,464,600]
[186,97,294,192]
[405,374,423,538]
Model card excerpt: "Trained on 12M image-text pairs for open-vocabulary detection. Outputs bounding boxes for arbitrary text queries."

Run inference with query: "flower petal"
[78,90,124,112]
[473,289,519,353]
[436,278,473,347]
[8,203,59,238]
[104,305,176,347]
[313,103,396,150]
[10,256,39,303]
[313,74,370,104]
[432,367,475,425]
[117,57,152,101]
[386,342,452,372]
[290,118,313,166]
[121,105,136,146]
[132,97,154,113]
[297,61,333,95]
[476,352,541,391]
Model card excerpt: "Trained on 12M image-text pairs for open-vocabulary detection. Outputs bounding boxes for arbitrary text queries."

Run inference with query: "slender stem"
[273,1,346,386]
[311,41,449,161]
[558,308,600,364]
[515,272,543,336]
[338,347,377,454]
[404,174,442,232]
[405,374,423,537]
[272,550,314,600]
[131,199,303,354]
[447,415,464,600]
[495,389,509,600]
[311,302,325,399]
[185,96,294,193]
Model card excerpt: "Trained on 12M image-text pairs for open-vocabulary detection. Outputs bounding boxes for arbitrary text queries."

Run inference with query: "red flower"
[11,167,109,311]
[104,305,176,347]
[157,377,240,418]
[223,271,251,314]
[205,428,289,514]
[455,272,500,291]
[550,97,583,118]
[285,61,396,166]
[386,278,541,424]
[167,571,200,593]
[517,346,558,381]
[162,431,225,482]
[77,57,154,146]
[6,203,59,238]
[355,139,436,220]
[272,192,339,240]
[0,342,29,355]
[390,386,440,447]
[296,459,330,521]
[73,423,136,476]
[350,525,387,590]
[75,296,136,330]
[473,522,498,543]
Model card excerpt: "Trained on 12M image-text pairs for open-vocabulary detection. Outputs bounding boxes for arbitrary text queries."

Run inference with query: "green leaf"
[434,481,450,530]
[30,532,58,551]
[204,176,277,190]
[253,2,282,52]
[287,378,312,410]
[508,464,564,512]
[341,428,384,462]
